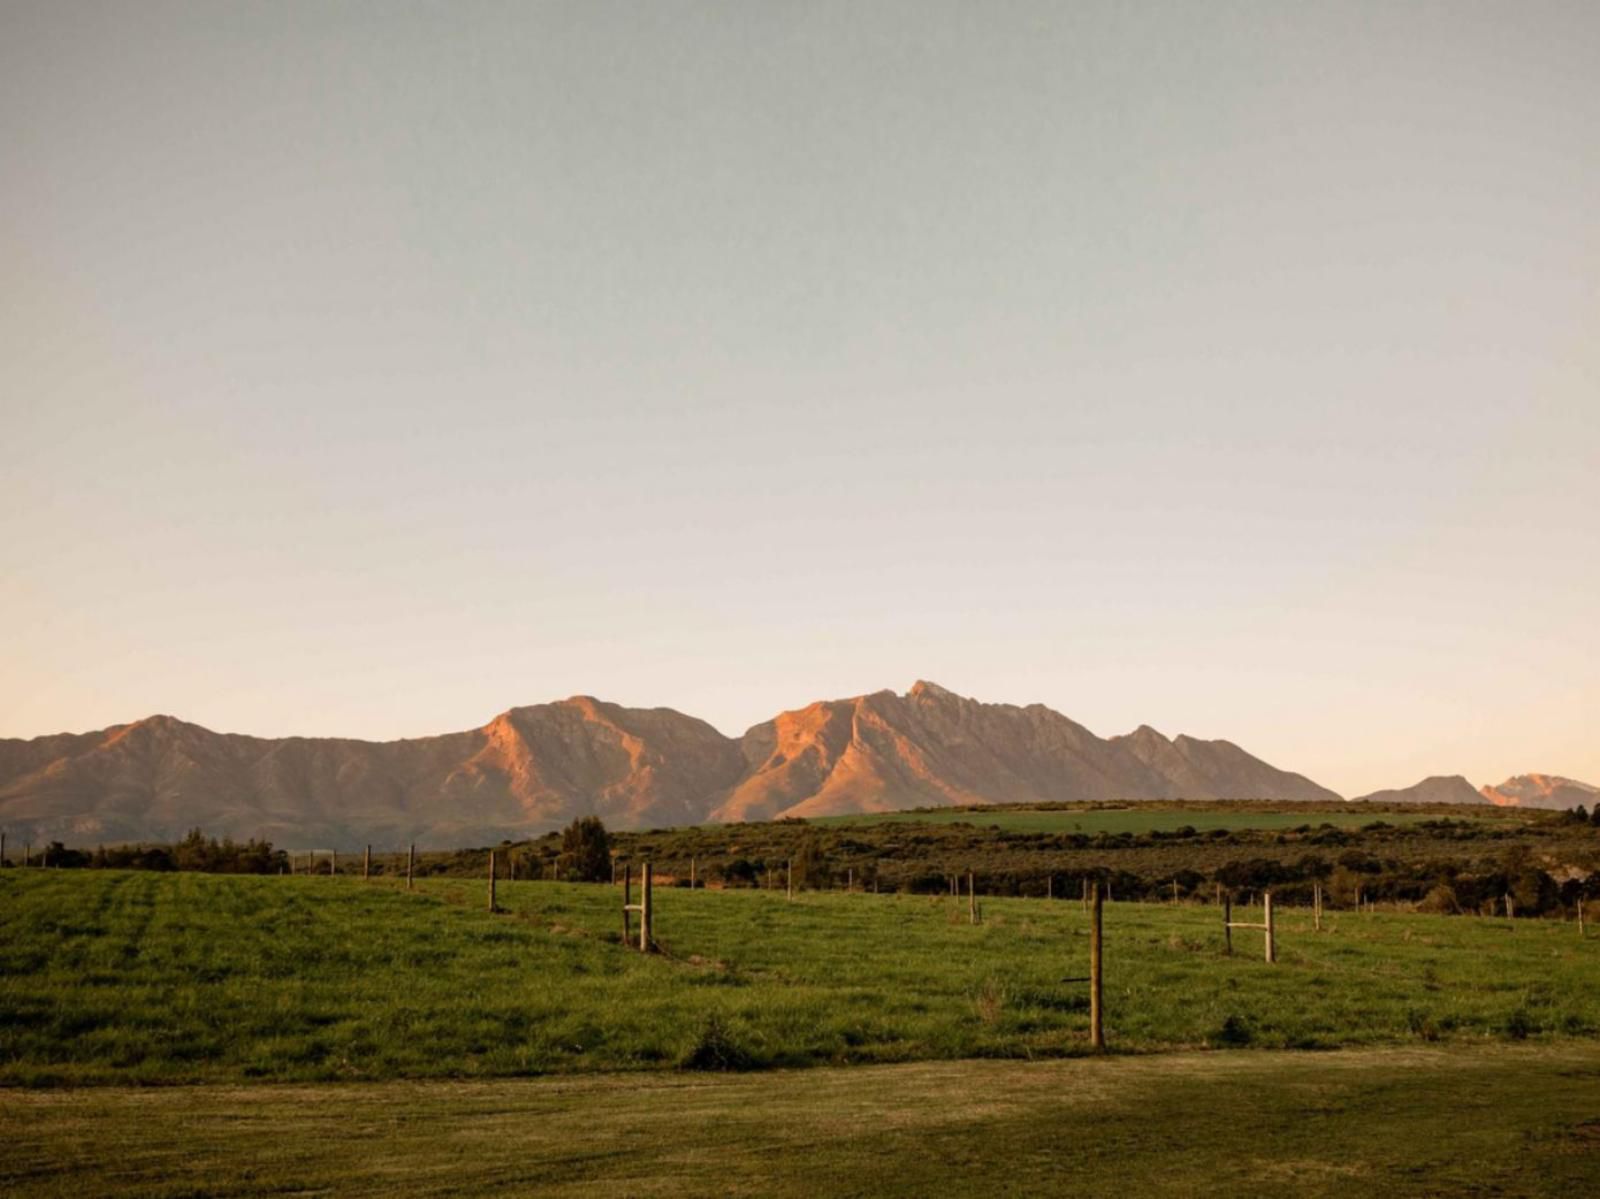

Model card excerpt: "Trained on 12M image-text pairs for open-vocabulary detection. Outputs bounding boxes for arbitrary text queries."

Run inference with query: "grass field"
[4,1045,1599,1196]
[812,805,1480,835]
[3,870,1597,1086]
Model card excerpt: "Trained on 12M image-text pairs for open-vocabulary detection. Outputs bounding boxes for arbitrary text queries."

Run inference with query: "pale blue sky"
[3,1,1597,795]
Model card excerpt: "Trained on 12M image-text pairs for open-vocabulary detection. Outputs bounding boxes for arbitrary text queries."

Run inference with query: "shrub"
[1504,1008,1536,1041]
[1417,884,1459,915]
[1215,1015,1253,1046]
[680,1013,754,1071]
[560,817,612,883]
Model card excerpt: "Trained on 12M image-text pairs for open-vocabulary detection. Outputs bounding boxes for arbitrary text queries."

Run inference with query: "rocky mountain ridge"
[0,682,1349,846]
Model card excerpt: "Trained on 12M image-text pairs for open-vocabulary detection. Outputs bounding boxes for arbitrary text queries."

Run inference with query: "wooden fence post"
[363,845,370,880]
[1081,877,1088,913]
[1171,879,1179,905]
[1264,891,1276,964]
[1223,893,1232,956]
[331,850,337,876]
[407,843,415,891]
[848,867,853,892]
[1578,897,1586,937]
[1313,881,1322,931]
[488,850,498,913]
[690,856,696,889]
[786,859,793,901]
[640,862,653,952]
[1089,881,1104,1050]
[968,870,979,925]
[1,831,6,866]
[1047,875,1053,901]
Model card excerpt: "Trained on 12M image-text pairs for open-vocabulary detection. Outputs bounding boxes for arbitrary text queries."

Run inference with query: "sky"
[2,1,1597,798]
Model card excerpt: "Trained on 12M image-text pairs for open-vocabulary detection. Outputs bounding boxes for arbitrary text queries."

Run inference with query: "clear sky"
[2,1,1596,797]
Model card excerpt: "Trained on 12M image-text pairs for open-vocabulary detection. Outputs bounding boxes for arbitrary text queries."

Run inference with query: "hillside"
[1351,776,1488,805]
[0,682,1342,845]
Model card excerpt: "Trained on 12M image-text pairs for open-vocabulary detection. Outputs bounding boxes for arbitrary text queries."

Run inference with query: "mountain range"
[1349,773,1600,810]
[0,681,1343,847]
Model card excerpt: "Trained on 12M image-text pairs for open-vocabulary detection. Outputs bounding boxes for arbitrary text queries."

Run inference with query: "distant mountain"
[1350,775,1489,806]
[1480,774,1599,811]
[713,682,1338,822]
[0,701,745,849]
[0,682,1342,846]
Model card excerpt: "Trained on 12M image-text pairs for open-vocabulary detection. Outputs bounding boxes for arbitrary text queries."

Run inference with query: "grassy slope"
[3,871,1598,1085]
[4,1046,1599,1197]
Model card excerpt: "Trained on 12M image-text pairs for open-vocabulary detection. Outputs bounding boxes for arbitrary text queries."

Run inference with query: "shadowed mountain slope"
[0,682,1343,845]
[1350,775,1489,805]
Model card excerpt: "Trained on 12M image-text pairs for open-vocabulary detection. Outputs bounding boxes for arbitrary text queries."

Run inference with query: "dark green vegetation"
[4,1046,1599,1197]
[813,802,1465,834]
[17,804,1600,923]
[587,801,1600,916]
[3,870,1598,1086]
[10,827,286,873]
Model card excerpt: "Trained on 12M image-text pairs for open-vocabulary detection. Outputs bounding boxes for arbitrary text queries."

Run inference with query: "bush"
[1504,1008,1536,1041]
[560,817,612,883]
[680,1013,754,1071]
[1417,884,1459,915]
[1215,1015,1253,1046]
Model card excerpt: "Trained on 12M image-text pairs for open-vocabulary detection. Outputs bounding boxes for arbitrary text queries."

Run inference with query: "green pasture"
[2,870,1596,1086]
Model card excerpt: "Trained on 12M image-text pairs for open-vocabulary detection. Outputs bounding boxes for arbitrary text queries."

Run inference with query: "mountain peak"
[1480,774,1599,809]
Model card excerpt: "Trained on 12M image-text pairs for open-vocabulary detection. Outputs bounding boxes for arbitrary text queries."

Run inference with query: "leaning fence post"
[1264,891,1276,964]
[1089,881,1104,1050]
[1223,893,1232,956]
[407,843,415,891]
